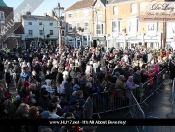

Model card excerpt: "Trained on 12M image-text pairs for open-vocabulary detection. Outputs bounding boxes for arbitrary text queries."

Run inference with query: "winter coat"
[125,76,138,98]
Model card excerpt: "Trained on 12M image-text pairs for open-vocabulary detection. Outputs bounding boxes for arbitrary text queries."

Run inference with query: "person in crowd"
[20,67,30,81]
[133,70,142,85]
[51,96,63,117]
[69,90,85,108]
[48,103,60,119]
[0,84,9,100]
[0,97,16,119]
[56,67,64,95]
[39,90,50,110]
[125,76,140,98]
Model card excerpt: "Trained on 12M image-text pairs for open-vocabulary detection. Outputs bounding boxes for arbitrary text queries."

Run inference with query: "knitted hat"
[24,81,30,87]
[41,111,51,119]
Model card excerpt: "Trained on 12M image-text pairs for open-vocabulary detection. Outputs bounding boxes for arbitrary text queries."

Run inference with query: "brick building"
[0,0,16,50]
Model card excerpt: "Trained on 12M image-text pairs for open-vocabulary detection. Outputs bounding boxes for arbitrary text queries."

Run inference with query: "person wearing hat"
[39,90,50,110]
[83,126,98,132]
[38,111,59,132]
[116,75,126,98]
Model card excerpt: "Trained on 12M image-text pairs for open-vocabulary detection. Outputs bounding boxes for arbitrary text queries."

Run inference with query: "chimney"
[50,11,54,18]
[44,13,47,16]
[26,11,31,16]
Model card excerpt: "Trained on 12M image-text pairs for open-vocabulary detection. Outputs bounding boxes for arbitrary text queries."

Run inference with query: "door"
[76,40,81,48]
[93,40,97,48]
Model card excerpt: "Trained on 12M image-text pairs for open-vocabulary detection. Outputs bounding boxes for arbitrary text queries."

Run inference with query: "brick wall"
[0,6,15,49]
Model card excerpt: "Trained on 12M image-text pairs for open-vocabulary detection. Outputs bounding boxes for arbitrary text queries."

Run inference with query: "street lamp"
[53,2,64,54]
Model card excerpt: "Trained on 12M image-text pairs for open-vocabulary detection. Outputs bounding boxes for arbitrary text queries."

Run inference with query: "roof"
[0,0,7,7]
[22,15,57,21]
[107,0,135,4]
[65,0,95,12]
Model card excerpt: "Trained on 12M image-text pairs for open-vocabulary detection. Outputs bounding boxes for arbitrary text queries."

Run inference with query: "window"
[28,22,32,25]
[128,18,139,33]
[61,30,65,36]
[96,24,103,34]
[1,25,5,34]
[76,23,80,30]
[2,43,7,49]
[84,22,89,31]
[50,30,53,35]
[96,11,102,18]
[28,30,33,35]
[50,22,53,26]
[130,4,137,13]
[68,14,72,18]
[84,10,88,16]
[39,22,42,25]
[62,22,65,27]
[0,11,5,20]
[113,6,118,15]
[147,22,158,32]
[39,30,43,35]
[112,21,120,33]
[68,24,72,31]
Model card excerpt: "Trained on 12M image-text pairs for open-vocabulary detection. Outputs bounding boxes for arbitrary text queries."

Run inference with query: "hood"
[128,76,133,82]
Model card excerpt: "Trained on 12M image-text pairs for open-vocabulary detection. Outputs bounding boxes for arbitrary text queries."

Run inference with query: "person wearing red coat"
[145,68,156,94]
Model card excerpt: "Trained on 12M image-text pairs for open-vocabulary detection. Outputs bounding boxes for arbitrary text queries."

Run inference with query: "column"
[147,42,150,48]
[142,33,144,46]
[123,35,126,49]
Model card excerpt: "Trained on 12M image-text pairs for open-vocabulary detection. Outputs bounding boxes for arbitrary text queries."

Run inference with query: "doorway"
[76,40,81,48]
[93,40,97,48]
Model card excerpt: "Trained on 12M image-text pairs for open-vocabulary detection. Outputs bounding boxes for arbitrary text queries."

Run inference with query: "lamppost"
[52,2,64,54]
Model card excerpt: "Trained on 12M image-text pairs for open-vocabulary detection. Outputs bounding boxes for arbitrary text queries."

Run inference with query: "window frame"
[28,22,32,25]
[28,30,33,35]
[68,23,73,32]
[39,30,43,35]
[50,30,53,35]
[84,22,89,31]
[113,6,118,15]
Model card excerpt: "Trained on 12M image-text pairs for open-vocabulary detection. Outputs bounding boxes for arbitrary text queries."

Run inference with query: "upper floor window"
[50,22,53,26]
[147,22,158,32]
[61,30,65,36]
[96,11,102,18]
[39,22,42,25]
[28,30,33,35]
[0,11,5,20]
[50,30,53,35]
[128,18,139,33]
[96,23,103,35]
[84,22,89,31]
[68,13,72,18]
[112,21,120,33]
[1,25,5,34]
[62,22,65,27]
[68,23,72,31]
[84,10,89,16]
[28,22,32,25]
[76,22,80,30]
[130,4,137,14]
[39,30,43,35]
[113,6,118,15]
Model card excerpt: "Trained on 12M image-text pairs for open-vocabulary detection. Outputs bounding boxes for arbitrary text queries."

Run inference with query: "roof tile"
[65,0,95,12]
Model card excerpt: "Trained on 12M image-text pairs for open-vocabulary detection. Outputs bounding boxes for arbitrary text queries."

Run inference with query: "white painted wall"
[23,19,58,39]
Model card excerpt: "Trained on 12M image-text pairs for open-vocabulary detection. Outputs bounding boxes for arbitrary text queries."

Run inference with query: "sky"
[4,0,77,16]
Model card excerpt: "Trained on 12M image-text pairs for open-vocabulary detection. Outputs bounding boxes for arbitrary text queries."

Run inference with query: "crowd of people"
[0,43,175,132]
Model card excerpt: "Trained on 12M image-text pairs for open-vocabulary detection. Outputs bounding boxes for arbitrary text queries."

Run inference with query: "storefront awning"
[92,37,106,41]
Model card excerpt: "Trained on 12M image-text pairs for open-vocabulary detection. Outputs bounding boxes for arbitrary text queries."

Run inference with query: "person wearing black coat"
[39,90,50,110]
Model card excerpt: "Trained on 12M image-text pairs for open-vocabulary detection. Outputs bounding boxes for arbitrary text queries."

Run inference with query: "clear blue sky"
[4,0,77,15]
